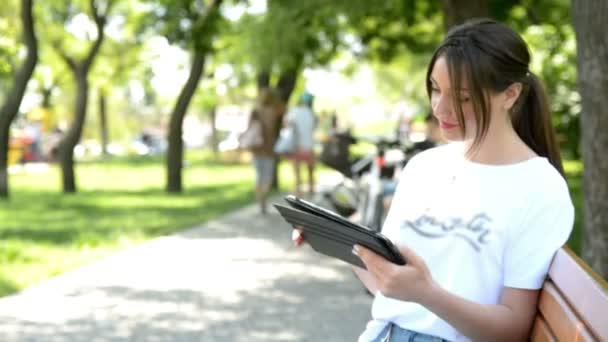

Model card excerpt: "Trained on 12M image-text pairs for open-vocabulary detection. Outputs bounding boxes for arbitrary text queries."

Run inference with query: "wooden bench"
[530,247,608,341]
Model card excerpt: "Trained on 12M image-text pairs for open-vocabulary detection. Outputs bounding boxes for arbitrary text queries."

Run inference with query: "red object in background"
[375,155,386,168]
[23,150,34,161]
[12,134,36,162]
[21,135,33,144]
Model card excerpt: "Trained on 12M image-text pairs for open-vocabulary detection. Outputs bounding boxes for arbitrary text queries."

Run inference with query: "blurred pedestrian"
[247,88,283,214]
[285,92,317,197]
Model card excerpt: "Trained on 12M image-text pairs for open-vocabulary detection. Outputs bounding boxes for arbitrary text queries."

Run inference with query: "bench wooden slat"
[537,281,595,341]
[530,315,557,342]
[547,248,608,340]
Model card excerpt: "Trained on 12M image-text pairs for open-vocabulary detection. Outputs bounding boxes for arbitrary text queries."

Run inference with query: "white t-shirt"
[286,105,316,150]
[359,142,574,342]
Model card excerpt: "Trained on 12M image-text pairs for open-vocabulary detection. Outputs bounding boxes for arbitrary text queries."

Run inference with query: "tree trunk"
[55,0,107,193]
[572,0,608,278]
[98,88,108,156]
[58,69,88,193]
[0,0,38,199]
[256,70,270,90]
[209,106,218,155]
[441,0,489,30]
[41,85,54,108]
[166,51,206,193]
[276,68,299,104]
[270,68,299,191]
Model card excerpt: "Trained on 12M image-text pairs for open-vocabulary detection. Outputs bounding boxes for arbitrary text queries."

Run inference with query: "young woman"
[249,88,283,215]
[293,18,573,341]
[285,92,317,197]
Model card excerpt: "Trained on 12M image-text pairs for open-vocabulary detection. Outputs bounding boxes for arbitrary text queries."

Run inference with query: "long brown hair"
[425,18,564,176]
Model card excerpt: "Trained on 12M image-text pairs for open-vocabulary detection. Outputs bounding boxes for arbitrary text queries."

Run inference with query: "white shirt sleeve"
[380,152,425,237]
[503,189,574,289]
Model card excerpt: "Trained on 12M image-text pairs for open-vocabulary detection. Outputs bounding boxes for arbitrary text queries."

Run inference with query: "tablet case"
[274,197,406,269]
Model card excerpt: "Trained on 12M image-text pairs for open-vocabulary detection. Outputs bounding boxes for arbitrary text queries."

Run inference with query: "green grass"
[0,151,585,297]
[0,151,306,297]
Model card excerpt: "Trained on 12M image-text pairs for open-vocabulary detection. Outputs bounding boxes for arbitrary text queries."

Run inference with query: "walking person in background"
[245,88,283,215]
[285,92,317,198]
[292,18,573,341]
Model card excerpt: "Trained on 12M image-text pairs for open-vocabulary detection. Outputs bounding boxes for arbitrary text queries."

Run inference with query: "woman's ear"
[503,82,523,111]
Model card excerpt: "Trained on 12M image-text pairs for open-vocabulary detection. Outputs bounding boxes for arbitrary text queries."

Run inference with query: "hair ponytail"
[513,72,565,176]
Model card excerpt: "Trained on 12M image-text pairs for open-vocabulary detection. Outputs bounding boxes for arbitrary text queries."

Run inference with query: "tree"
[503,1,581,160]
[144,0,224,192]
[572,0,608,277]
[51,0,114,192]
[90,1,148,156]
[0,0,38,198]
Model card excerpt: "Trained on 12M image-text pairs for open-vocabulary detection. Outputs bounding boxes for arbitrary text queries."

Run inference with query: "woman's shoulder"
[523,158,572,202]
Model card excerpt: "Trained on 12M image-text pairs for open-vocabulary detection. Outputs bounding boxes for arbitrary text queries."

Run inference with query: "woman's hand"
[354,244,437,303]
[292,227,305,246]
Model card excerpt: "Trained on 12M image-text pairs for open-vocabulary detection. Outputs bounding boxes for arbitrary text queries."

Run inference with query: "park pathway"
[0,195,373,341]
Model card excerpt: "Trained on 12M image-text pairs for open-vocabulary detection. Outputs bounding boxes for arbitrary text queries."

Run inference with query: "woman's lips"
[440,120,458,129]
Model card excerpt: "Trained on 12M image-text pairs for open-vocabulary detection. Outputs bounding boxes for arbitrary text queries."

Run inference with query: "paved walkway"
[0,196,373,341]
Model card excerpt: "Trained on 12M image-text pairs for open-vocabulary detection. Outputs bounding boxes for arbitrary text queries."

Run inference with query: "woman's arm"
[421,284,538,342]
[355,244,539,342]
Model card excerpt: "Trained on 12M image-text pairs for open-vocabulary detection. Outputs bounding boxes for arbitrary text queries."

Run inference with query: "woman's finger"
[354,244,390,277]
[292,228,305,246]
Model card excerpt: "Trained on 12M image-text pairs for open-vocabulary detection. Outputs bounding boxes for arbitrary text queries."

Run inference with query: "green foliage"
[38,0,102,59]
[143,0,225,53]
[0,20,19,81]
[0,0,21,92]
[29,0,115,119]
[229,0,443,75]
[83,1,151,140]
[371,52,432,107]
[232,0,342,72]
[523,24,580,158]
[505,1,581,159]
[346,0,443,61]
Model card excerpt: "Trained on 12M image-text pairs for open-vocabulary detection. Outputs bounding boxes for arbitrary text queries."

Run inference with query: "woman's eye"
[431,87,440,93]
[459,96,470,103]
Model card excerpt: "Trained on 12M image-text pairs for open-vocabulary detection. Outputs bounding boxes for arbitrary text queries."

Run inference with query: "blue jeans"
[252,156,275,187]
[371,323,448,342]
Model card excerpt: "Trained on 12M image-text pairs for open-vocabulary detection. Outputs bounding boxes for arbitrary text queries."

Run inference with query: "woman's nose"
[432,94,452,117]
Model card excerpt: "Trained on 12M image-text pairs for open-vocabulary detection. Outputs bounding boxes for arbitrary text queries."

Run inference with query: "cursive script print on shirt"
[401,213,492,252]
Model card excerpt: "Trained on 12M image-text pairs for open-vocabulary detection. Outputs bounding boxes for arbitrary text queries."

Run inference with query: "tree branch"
[191,0,224,52]
[83,0,109,70]
[53,42,77,72]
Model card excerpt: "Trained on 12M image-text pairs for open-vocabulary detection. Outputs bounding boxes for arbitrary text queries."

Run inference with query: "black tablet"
[274,196,406,269]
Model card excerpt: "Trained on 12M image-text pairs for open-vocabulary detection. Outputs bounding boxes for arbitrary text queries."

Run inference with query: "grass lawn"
[0,151,305,297]
[0,150,585,298]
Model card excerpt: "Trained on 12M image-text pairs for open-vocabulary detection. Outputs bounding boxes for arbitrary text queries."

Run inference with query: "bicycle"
[317,132,409,231]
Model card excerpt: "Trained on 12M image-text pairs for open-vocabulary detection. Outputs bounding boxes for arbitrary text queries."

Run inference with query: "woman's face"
[429,56,477,142]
